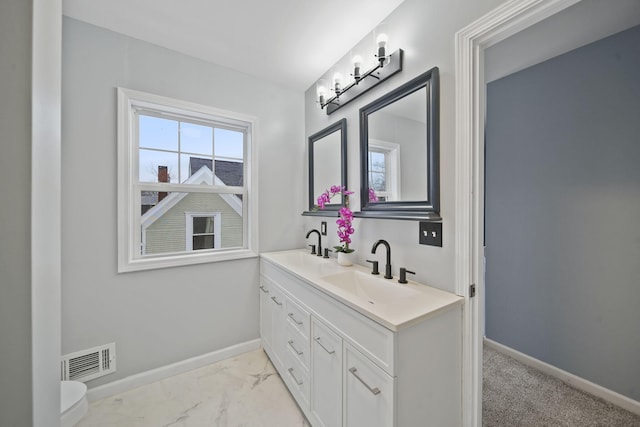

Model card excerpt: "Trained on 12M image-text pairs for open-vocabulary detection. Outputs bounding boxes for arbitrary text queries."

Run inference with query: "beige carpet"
[483,345,640,426]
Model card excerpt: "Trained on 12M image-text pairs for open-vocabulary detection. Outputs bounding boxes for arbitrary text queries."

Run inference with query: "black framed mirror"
[357,67,440,220]
[303,118,347,216]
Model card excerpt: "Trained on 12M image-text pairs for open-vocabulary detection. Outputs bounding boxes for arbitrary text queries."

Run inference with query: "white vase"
[337,251,354,266]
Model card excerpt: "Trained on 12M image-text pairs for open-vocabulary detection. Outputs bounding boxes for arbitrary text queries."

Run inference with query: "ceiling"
[62,0,406,92]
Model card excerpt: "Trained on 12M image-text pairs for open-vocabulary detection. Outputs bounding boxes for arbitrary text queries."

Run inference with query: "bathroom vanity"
[260,249,463,427]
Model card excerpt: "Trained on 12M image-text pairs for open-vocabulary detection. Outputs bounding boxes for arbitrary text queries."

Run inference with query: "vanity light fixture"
[316,26,402,115]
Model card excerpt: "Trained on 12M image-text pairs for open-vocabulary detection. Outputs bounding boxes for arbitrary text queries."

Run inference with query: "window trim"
[117,87,258,272]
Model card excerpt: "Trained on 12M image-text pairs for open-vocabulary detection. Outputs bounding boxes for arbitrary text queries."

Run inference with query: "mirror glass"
[313,131,341,198]
[303,119,347,216]
[358,67,440,220]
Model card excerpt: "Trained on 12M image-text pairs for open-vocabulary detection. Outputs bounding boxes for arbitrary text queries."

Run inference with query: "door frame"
[453,0,583,425]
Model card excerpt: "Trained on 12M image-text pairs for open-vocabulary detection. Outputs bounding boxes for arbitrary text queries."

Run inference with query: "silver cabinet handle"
[288,340,303,355]
[287,367,303,386]
[314,336,335,355]
[348,367,381,395]
[259,285,269,293]
[270,296,282,306]
[288,312,303,325]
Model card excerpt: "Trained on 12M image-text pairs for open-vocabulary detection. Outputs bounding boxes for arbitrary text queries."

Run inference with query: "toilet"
[60,381,88,427]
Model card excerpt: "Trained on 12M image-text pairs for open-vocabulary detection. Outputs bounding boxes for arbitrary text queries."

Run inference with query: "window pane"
[180,154,213,183]
[140,191,244,256]
[139,115,178,151]
[370,171,386,192]
[193,216,214,234]
[369,151,385,172]
[214,159,243,187]
[193,235,215,250]
[181,122,213,156]
[139,149,179,183]
[215,128,243,160]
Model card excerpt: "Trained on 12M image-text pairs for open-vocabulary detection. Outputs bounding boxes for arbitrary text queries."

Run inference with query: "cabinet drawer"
[285,296,310,340]
[312,318,341,357]
[284,350,310,409]
[286,322,310,370]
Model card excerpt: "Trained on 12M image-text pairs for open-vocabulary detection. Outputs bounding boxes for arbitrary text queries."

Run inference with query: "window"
[367,139,400,202]
[118,88,258,272]
[186,213,221,251]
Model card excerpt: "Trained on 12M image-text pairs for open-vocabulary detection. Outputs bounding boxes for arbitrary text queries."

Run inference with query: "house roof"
[189,158,243,187]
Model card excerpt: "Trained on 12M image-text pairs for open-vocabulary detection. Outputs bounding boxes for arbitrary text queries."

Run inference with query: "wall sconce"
[316,27,402,115]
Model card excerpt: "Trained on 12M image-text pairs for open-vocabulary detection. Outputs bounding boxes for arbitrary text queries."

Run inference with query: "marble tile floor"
[78,348,310,427]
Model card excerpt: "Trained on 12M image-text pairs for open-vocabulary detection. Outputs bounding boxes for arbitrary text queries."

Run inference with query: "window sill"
[118,248,258,273]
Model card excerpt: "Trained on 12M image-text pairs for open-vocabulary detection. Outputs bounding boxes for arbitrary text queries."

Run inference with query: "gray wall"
[0,1,33,424]
[485,25,640,400]
[62,17,305,386]
[304,0,507,293]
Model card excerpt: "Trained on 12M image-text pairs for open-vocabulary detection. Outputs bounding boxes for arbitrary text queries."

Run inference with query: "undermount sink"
[320,270,421,305]
[267,251,329,266]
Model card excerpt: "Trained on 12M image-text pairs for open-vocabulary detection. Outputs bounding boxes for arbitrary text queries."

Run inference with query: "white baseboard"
[484,338,640,416]
[86,338,261,402]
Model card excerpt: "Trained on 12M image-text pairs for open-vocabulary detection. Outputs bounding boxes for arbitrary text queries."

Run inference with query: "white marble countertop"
[260,249,463,331]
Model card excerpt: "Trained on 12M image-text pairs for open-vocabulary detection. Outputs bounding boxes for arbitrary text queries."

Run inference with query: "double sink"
[261,249,462,331]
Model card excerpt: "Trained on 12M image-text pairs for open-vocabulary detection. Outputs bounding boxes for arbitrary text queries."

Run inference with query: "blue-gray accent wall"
[485,24,640,401]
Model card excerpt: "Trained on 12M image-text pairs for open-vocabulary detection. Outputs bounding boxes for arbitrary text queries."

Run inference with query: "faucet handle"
[365,259,380,275]
[398,267,415,284]
[308,244,316,255]
[323,248,332,259]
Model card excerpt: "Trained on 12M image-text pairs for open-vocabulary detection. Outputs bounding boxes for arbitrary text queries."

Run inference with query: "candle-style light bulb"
[333,72,343,95]
[316,79,327,107]
[352,54,363,81]
[375,24,389,67]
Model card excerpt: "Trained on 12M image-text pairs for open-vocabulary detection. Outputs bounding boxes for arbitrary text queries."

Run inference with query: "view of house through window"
[137,112,245,256]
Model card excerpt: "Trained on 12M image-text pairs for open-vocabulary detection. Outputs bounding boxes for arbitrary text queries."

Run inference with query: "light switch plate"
[419,222,442,247]
[321,221,327,236]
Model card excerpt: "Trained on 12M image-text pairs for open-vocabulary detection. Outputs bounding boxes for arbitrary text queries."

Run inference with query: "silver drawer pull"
[348,367,381,396]
[288,340,303,355]
[270,296,282,306]
[287,367,303,386]
[259,285,269,293]
[314,336,335,355]
[288,312,303,325]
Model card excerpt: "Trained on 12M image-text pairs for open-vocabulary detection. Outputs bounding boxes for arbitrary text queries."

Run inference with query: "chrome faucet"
[371,239,392,279]
[306,229,322,256]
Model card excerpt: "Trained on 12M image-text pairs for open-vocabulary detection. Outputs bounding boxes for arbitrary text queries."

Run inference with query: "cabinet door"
[344,344,395,427]
[259,281,272,351]
[311,318,343,427]
[269,285,286,370]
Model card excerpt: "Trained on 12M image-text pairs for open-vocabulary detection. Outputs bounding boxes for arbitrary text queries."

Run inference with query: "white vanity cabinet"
[260,253,463,427]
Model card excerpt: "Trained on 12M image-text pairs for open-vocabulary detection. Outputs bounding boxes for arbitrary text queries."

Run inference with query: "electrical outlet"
[419,222,442,247]
[321,221,327,236]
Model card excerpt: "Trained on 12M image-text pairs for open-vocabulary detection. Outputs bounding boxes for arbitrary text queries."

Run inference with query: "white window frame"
[185,212,222,251]
[117,88,258,272]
